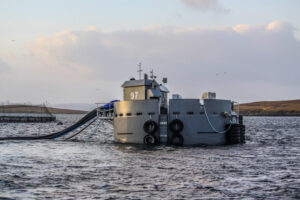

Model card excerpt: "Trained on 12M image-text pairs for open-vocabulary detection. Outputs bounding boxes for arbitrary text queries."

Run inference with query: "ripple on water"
[0,116,300,199]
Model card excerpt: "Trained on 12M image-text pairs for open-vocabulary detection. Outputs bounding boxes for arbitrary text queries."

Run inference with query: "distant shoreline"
[238,99,300,117]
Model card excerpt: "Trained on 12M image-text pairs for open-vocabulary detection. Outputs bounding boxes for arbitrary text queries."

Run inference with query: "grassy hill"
[238,99,300,116]
[0,104,87,114]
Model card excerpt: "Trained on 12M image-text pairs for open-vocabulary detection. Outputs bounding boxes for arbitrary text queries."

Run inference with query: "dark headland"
[238,99,300,116]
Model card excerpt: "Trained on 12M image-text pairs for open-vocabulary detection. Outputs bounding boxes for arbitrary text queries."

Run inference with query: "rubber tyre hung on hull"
[144,134,157,145]
[168,119,184,133]
[240,124,246,143]
[170,134,184,146]
[143,120,158,135]
[226,124,245,144]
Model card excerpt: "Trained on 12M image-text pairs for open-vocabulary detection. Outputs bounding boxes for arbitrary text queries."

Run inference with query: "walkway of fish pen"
[0,104,56,123]
[0,113,56,123]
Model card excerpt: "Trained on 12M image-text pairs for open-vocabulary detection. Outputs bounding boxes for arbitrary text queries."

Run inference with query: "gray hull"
[114,100,159,144]
[114,99,233,145]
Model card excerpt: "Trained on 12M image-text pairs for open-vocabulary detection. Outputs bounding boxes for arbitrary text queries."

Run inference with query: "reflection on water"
[0,116,299,199]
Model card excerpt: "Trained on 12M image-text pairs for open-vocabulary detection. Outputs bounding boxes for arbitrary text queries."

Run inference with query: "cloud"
[181,0,229,13]
[0,58,11,73]
[1,21,300,103]
[232,24,251,34]
[266,20,292,32]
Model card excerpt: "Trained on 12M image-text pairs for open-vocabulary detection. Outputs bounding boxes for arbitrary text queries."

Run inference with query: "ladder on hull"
[159,114,168,144]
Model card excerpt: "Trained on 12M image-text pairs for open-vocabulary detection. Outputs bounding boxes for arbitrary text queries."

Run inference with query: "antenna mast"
[137,62,143,80]
[150,69,157,80]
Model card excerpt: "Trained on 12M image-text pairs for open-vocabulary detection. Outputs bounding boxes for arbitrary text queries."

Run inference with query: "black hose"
[0,109,98,141]
[65,117,97,140]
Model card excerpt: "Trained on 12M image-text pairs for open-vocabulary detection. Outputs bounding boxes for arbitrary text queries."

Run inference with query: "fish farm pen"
[0,104,56,123]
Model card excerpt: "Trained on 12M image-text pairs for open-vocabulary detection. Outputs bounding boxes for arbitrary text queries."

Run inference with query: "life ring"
[143,120,158,135]
[144,134,157,145]
[170,134,184,146]
[168,119,184,133]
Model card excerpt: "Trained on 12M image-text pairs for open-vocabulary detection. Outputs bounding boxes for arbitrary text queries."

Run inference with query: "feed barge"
[112,73,245,146]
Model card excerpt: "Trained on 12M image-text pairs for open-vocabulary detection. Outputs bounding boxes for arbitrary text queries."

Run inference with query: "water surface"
[0,116,299,199]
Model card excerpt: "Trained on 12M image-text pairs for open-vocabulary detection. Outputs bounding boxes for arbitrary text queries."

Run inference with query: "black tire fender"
[143,120,158,135]
[168,119,184,133]
[170,134,184,146]
[144,134,157,145]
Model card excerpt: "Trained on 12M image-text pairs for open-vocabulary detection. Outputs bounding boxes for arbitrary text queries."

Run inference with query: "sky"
[0,0,300,105]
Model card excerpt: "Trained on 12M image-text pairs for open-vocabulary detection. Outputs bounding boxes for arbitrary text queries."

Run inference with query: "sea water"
[0,116,299,199]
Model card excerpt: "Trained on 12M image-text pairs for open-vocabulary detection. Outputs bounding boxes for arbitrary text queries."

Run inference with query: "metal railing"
[95,103,114,120]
